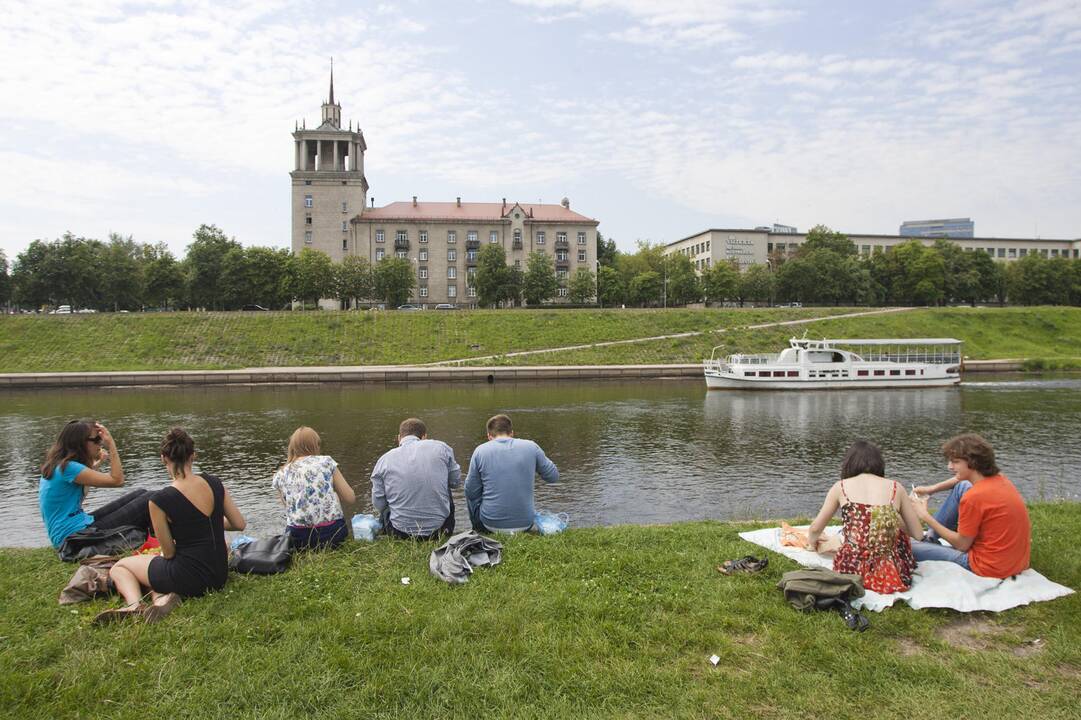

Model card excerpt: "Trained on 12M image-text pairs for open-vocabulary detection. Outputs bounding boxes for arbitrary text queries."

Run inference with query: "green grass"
[2,307,1080,372]
[1,504,1078,719]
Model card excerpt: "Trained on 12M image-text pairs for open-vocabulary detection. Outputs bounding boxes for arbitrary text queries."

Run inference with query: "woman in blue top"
[39,419,152,549]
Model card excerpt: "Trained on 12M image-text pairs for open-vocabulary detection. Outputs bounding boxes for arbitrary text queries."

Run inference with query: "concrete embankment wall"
[0,359,1027,389]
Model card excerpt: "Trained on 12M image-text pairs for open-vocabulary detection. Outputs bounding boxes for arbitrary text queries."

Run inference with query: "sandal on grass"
[143,593,181,623]
[93,603,146,625]
[716,555,769,575]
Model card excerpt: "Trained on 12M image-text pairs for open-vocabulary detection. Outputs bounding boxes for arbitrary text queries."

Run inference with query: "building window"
[1051,248,1059,257]
[419,249,428,261]
[419,287,428,298]
[448,249,456,261]
[341,202,347,213]
[448,267,457,279]
[556,250,568,261]
[305,180,311,186]
[342,238,347,251]
[1008,248,1017,258]
[861,245,871,255]
[305,215,312,226]
[1040,249,1048,257]
[536,231,546,244]
[396,230,408,243]
[997,248,1005,258]
[468,286,477,298]
[342,221,348,232]
[304,195,313,208]
[419,230,428,243]
[396,250,407,259]
[376,249,385,261]
[468,230,478,243]
[304,231,312,244]
[1019,248,1027,257]
[466,250,478,261]
[376,230,385,243]
[578,250,586,262]
[447,231,457,244]
[419,268,428,279]
[578,232,586,245]
[448,285,457,298]
[514,259,521,268]
[489,231,498,243]
[557,287,568,297]
[557,269,568,280]
[557,232,567,244]
[706,241,710,251]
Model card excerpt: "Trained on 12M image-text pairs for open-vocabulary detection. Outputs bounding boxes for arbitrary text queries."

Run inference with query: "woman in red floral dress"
[806,441,924,593]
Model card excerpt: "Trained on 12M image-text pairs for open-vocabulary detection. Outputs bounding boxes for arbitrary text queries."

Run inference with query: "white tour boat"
[703,337,963,390]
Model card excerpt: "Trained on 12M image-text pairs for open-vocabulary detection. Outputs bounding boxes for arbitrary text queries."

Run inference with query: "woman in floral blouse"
[272,427,355,549]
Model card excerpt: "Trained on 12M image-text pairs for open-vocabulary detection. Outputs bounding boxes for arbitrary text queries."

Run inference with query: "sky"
[1,0,1079,261]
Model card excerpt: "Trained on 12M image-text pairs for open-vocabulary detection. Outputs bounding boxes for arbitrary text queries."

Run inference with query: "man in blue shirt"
[465,414,559,533]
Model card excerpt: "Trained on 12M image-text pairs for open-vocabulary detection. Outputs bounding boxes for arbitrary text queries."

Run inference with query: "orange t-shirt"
[957,474,1031,578]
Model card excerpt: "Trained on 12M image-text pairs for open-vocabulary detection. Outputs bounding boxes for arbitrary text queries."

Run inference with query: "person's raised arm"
[534,444,559,484]
[914,475,959,496]
[911,495,974,551]
[222,488,246,532]
[806,483,840,552]
[74,424,124,488]
[897,487,924,539]
[150,500,175,559]
[332,467,355,506]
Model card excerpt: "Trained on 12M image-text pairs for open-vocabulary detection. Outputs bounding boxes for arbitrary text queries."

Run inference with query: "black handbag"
[229,534,293,575]
[58,524,148,562]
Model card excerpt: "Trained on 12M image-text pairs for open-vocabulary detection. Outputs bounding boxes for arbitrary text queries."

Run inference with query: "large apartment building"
[290,70,599,307]
[665,227,1081,273]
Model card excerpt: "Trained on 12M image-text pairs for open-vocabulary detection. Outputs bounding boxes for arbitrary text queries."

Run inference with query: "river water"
[3,376,1079,547]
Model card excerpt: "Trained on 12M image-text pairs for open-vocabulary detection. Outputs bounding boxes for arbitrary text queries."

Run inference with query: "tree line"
[596,226,1081,308]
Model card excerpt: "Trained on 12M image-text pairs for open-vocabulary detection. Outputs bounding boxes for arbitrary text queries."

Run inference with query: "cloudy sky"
[1,0,1079,260]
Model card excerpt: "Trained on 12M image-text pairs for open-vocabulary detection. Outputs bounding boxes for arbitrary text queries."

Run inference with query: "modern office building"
[665,227,1080,273]
[900,218,975,238]
[290,69,598,307]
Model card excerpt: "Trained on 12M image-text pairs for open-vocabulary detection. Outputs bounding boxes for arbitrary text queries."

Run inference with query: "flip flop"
[143,593,182,623]
[93,603,146,625]
[716,555,769,575]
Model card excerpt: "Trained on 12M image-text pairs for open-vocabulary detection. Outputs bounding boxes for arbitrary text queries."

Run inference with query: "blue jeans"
[911,480,973,569]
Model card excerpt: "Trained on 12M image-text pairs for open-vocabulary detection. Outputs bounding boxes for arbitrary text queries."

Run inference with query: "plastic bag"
[533,511,569,536]
[230,534,257,551]
[351,513,383,541]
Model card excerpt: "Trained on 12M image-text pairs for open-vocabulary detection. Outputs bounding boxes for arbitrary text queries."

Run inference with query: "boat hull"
[704,372,961,390]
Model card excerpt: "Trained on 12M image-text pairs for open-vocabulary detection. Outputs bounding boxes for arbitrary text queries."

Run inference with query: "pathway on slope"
[424,307,919,367]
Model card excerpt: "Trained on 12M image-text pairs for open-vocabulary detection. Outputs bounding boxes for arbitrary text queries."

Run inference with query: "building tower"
[290,62,368,263]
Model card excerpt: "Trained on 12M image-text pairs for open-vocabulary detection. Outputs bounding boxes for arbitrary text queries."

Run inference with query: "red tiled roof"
[355,201,597,224]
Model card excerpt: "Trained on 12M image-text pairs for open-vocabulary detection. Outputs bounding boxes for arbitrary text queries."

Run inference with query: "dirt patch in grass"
[895,637,924,657]
[937,617,1006,651]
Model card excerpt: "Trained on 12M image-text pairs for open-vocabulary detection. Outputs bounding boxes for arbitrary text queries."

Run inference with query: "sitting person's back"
[272,427,355,549]
[371,418,460,539]
[465,414,558,532]
[807,441,923,594]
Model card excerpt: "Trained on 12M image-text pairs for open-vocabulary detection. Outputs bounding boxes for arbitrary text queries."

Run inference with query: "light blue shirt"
[465,437,558,531]
[371,436,461,535]
[39,461,93,547]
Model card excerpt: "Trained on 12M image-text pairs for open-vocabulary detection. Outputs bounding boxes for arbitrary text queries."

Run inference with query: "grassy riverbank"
[1,504,1078,719]
[0,307,1079,373]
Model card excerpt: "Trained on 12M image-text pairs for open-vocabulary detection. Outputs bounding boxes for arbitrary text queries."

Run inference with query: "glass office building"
[900,218,974,238]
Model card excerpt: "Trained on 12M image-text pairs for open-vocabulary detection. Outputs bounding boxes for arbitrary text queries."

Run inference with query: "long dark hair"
[841,439,886,479]
[41,419,97,479]
[160,427,195,477]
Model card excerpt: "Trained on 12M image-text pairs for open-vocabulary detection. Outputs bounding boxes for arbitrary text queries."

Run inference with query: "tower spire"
[329,57,335,105]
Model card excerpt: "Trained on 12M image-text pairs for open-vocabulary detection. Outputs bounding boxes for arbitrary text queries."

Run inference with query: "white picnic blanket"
[738,525,1075,613]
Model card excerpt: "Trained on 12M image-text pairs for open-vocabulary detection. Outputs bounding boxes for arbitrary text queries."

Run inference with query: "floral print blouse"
[271,455,344,528]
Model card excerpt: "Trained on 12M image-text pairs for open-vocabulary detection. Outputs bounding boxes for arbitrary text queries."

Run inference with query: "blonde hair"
[287,426,321,464]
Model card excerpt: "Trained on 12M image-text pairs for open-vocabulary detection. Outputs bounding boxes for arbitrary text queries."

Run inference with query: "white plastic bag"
[351,513,383,542]
[533,511,569,536]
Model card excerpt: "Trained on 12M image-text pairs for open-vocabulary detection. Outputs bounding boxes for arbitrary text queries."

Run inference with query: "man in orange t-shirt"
[910,434,1031,578]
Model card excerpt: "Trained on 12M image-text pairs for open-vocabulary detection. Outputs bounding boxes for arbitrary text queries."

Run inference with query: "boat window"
[773,371,786,377]
[787,371,799,377]
[890,369,901,376]
[744,371,755,377]
[905,369,916,376]
[873,370,885,376]
[857,370,869,377]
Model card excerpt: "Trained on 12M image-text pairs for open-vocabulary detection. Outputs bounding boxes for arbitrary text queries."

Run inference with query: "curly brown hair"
[941,433,999,476]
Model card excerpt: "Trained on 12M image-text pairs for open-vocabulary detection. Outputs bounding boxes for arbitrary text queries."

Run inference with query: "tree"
[186,224,241,310]
[293,248,335,306]
[143,244,185,310]
[522,251,558,306]
[596,265,624,307]
[11,239,56,308]
[0,250,10,309]
[568,267,597,304]
[800,224,857,256]
[475,244,510,308]
[628,270,662,307]
[596,232,619,267]
[663,254,700,306]
[889,241,946,305]
[245,247,294,309]
[372,256,416,307]
[335,255,374,309]
[501,265,524,307]
[99,233,145,311]
[740,264,775,306]
[701,261,739,304]
[1005,254,1070,305]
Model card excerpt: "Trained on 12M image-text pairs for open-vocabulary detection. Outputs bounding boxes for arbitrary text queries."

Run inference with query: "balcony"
[466,240,480,250]
[554,238,569,248]
[512,241,523,250]
[394,239,410,251]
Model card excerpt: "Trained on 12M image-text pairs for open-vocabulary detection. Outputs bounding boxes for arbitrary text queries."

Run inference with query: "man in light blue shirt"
[371,418,461,539]
[465,414,559,533]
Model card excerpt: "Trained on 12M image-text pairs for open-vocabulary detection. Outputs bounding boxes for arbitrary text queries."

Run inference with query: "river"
[3,376,1078,547]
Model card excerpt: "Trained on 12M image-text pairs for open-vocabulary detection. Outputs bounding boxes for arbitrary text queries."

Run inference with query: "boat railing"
[727,353,781,365]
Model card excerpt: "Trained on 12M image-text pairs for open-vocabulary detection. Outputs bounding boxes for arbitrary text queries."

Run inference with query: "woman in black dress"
[96,428,246,623]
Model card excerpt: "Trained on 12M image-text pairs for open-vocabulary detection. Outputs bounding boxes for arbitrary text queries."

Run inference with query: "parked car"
[434,304,456,310]
[241,304,269,311]
[396,304,421,311]
[49,305,72,315]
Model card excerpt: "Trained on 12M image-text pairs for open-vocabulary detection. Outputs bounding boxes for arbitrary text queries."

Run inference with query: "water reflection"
[2,376,1078,546]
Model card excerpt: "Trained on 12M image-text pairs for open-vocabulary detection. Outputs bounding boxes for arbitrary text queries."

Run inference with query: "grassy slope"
[1,504,1078,720]
[1,307,1080,373]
